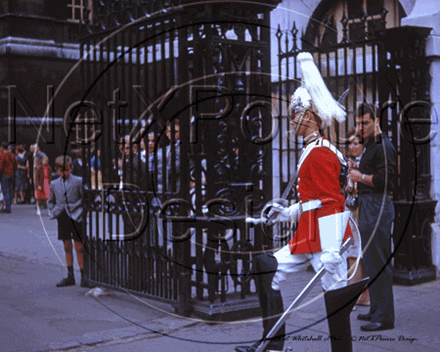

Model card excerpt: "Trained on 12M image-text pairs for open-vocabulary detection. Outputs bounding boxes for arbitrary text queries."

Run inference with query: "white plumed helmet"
[289,52,346,128]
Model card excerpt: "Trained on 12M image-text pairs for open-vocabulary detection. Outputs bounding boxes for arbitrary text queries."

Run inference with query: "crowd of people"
[0,119,181,215]
[115,120,181,194]
[0,142,48,213]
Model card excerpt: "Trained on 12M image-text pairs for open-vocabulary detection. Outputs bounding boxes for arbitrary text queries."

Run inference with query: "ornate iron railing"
[77,0,282,319]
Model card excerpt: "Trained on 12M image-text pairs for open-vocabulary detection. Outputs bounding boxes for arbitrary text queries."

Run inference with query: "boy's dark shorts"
[57,210,84,242]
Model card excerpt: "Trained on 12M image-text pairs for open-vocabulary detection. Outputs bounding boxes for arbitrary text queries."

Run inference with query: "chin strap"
[293,110,306,134]
[303,131,320,145]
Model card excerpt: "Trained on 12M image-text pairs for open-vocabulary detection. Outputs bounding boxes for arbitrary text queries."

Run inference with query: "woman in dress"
[35,156,52,215]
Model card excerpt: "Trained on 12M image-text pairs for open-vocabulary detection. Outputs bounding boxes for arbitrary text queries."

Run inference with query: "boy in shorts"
[49,155,88,287]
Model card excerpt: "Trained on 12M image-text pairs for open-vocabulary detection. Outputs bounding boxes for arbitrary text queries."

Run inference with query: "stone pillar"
[403,0,440,276]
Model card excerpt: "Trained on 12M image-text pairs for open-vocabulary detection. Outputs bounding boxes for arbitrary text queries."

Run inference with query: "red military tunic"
[289,140,352,254]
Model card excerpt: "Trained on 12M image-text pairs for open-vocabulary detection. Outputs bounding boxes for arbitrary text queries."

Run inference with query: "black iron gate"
[75,0,282,318]
[275,6,436,285]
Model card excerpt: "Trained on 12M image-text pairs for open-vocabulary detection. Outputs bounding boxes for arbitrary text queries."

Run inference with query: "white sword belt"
[299,199,322,215]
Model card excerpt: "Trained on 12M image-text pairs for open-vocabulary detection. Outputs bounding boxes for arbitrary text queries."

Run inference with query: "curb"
[46,316,200,351]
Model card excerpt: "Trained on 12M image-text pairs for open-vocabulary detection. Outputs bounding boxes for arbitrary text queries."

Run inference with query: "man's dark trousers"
[358,193,395,324]
[1,175,14,212]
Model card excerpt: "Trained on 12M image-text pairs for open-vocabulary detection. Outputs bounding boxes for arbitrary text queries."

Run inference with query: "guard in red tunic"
[289,139,350,255]
[235,53,352,352]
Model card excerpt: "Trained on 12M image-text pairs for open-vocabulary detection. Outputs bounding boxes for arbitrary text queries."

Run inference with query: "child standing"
[48,155,89,287]
[35,156,52,215]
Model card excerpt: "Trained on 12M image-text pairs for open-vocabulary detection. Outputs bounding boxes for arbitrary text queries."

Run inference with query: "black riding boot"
[324,278,369,352]
[235,253,284,352]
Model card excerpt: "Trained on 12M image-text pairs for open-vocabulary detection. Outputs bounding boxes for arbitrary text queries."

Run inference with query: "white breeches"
[272,244,347,291]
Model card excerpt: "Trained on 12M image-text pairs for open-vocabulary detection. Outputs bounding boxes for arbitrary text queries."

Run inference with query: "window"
[67,0,93,23]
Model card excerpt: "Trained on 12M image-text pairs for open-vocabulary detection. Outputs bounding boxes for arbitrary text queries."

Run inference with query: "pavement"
[1,204,440,352]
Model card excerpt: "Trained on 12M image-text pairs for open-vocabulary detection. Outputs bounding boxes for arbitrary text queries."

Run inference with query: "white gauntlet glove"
[320,248,342,275]
[267,203,300,225]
